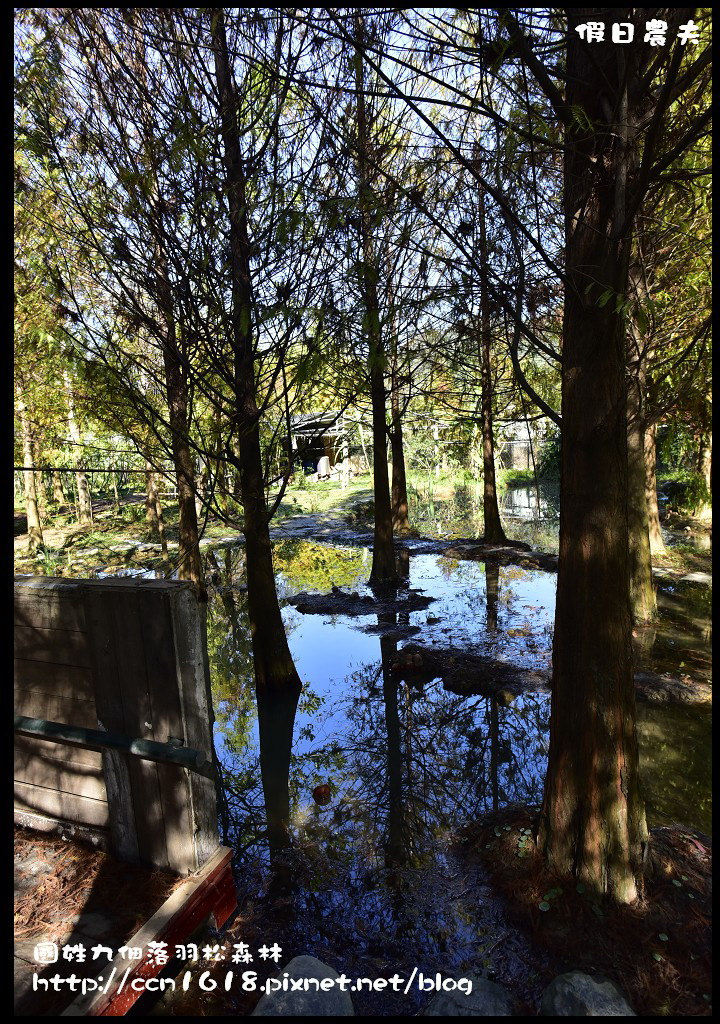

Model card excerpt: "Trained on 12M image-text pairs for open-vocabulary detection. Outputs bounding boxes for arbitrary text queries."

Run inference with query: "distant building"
[290,410,346,472]
[496,420,549,471]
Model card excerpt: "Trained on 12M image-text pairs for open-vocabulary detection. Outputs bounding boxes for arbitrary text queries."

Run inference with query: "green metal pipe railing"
[14,715,214,779]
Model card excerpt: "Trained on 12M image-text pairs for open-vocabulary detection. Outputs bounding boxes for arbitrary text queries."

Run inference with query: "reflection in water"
[413,481,561,550]
[380,627,403,870]
[206,539,710,881]
[499,482,560,521]
[258,685,301,859]
[636,702,711,833]
[208,541,711,851]
[200,537,710,1002]
[485,561,499,634]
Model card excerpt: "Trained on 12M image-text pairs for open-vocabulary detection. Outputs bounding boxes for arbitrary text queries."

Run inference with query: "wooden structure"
[61,847,236,1017]
[14,577,218,875]
[290,409,347,469]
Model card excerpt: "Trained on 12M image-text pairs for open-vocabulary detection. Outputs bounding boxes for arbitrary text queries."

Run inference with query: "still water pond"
[81,494,709,1010]
[201,536,710,1008]
[208,538,711,859]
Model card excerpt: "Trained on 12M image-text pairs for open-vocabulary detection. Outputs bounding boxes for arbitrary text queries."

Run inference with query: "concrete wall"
[14,577,218,875]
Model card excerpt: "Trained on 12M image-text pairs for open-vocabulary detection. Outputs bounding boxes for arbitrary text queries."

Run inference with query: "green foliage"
[659,470,710,514]
[499,468,537,488]
[536,433,561,479]
[659,421,698,470]
[273,539,367,591]
[120,501,149,525]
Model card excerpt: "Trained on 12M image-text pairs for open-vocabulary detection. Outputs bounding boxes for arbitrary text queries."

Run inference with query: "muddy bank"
[458,810,712,1017]
[393,643,550,702]
[386,642,711,707]
[443,540,559,572]
[287,586,435,617]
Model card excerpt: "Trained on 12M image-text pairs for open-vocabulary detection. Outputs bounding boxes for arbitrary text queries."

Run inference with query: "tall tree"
[360,7,710,899]
[209,6,303,853]
[476,178,507,544]
[533,8,710,901]
[351,11,399,585]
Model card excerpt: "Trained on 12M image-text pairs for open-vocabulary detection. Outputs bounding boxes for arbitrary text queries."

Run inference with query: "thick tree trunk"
[367,337,397,583]
[63,372,92,525]
[644,422,666,555]
[537,17,647,903]
[211,7,302,857]
[627,298,656,621]
[478,188,506,544]
[16,388,44,553]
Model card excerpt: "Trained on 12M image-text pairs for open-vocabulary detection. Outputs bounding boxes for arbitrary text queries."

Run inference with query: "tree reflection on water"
[202,537,709,990]
[205,538,710,879]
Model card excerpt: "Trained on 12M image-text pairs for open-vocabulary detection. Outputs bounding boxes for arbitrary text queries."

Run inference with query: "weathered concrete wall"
[14,577,218,875]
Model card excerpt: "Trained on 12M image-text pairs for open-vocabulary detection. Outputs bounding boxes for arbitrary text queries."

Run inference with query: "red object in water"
[313,784,332,805]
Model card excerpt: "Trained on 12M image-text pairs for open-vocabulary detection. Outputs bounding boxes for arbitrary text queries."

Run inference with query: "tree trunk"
[390,361,410,534]
[30,440,47,522]
[63,371,92,525]
[195,463,207,523]
[128,12,204,597]
[145,461,168,556]
[145,460,159,531]
[52,470,67,511]
[210,6,302,857]
[478,187,506,544]
[155,490,168,557]
[358,419,370,473]
[698,432,711,494]
[111,471,121,513]
[34,468,47,523]
[537,18,647,904]
[16,388,44,553]
[627,293,656,621]
[644,422,665,555]
[161,346,203,592]
[353,12,398,586]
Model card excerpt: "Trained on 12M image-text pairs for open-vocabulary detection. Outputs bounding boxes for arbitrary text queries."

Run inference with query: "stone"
[423,975,514,1016]
[252,955,355,1016]
[540,971,635,1016]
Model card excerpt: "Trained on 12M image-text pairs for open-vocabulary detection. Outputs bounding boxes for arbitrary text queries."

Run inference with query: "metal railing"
[14,715,214,780]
